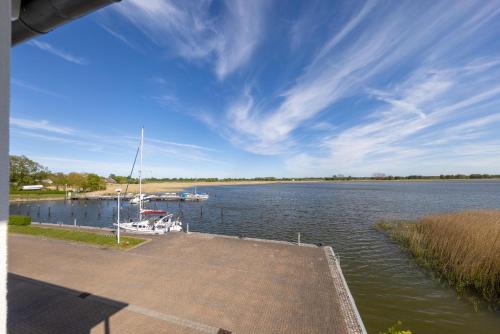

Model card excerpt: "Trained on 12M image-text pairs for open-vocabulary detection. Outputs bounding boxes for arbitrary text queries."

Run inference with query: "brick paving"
[8,231,365,333]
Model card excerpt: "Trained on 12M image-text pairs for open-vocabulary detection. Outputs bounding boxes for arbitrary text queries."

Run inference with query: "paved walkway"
[8,231,365,333]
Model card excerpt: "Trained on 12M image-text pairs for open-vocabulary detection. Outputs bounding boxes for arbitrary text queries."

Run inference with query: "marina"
[10,181,500,333]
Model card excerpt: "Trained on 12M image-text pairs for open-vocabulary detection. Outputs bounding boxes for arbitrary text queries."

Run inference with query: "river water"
[10,181,500,333]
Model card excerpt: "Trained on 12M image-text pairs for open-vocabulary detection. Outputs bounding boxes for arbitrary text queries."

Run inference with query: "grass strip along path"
[9,225,145,249]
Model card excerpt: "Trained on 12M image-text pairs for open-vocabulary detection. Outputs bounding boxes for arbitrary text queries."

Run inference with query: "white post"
[139,127,143,222]
[298,233,301,246]
[74,218,76,227]
[0,1,10,330]
[116,189,121,244]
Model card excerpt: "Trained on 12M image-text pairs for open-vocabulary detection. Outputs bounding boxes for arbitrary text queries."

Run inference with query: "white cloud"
[98,24,143,53]
[28,40,88,65]
[222,1,500,176]
[112,0,267,79]
[11,117,223,174]
[10,118,74,135]
[214,1,267,79]
[285,61,500,176]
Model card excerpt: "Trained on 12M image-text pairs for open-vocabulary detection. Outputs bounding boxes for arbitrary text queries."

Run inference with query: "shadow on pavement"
[8,273,128,334]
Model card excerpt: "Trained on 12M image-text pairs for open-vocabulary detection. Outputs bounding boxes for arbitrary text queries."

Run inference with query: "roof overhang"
[11,0,121,46]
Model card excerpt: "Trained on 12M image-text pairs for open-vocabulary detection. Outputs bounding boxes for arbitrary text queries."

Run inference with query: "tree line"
[142,174,500,182]
[9,155,106,192]
[10,155,500,191]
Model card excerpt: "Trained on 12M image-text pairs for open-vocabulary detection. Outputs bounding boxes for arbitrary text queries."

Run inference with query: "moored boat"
[116,128,184,235]
[114,212,182,235]
[179,186,209,201]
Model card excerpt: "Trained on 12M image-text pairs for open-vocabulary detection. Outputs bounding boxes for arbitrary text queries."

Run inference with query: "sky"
[9,0,500,178]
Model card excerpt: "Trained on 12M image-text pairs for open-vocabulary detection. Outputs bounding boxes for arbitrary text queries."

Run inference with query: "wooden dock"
[70,194,181,201]
[8,227,366,333]
[70,194,207,202]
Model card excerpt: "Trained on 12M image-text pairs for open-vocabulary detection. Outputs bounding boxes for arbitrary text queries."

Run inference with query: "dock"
[69,194,204,202]
[8,229,366,333]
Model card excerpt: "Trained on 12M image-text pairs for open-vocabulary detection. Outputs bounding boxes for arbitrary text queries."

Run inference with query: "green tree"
[49,172,68,190]
[67,172,86,191]
[84,174,105,191]
[9,155,49,186]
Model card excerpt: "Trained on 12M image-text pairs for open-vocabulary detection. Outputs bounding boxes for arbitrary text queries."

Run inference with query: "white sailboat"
[115,128,182,235]
[179,185,209,201]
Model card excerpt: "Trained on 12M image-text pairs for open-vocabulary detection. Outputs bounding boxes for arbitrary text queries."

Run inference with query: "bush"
[8,215,31,226]
[380,321,412,334]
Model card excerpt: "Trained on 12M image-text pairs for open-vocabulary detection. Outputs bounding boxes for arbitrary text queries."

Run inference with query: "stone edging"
[323,246,367,334]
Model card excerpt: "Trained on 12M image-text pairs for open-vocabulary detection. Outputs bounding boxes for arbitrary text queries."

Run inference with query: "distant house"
[41,179,54,185]
[21,185,43,191]
[105,177,117,184]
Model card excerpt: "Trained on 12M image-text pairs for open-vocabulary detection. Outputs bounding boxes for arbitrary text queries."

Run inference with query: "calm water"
[10,181,500,333]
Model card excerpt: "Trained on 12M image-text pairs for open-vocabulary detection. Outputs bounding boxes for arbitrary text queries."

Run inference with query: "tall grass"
[376,210,500,303]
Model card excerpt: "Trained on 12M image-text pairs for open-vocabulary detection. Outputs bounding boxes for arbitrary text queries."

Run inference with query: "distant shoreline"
[9,178,500,202]
[96,178,500,195]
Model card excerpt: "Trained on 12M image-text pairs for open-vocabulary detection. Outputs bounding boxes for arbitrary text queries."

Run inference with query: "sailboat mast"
[139,127,144,221]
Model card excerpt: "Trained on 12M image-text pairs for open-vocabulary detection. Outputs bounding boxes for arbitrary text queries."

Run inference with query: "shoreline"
[9,178,500,202]
[10,195,66,203]
[95,178,500,195]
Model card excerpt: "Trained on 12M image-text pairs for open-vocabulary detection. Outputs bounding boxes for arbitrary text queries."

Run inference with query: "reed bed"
[376,210,500,303]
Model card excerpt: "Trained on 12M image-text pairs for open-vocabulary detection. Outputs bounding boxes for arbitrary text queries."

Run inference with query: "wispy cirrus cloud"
[111,0,267,79]
[10,116,223,173]
[222,0,500,175]
[285,61,500,176]
[10,117,74,135]
[11,79,62,97]
[98,24,143,53]
[28,40,88,65]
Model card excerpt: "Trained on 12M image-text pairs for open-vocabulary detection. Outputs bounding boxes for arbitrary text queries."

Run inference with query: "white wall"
[0,0,11,331]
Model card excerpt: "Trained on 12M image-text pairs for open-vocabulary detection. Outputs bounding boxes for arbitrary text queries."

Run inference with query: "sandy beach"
[93,180,305,195]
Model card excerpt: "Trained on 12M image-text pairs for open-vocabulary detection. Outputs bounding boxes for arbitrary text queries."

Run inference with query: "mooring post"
[298,232,301,246]
[186,223,189,234]
[74,218,76,228]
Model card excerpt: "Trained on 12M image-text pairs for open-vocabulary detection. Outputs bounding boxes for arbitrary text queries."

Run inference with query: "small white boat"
[160,192,181,200]
[130,193,152,205]
[179,186,209,201]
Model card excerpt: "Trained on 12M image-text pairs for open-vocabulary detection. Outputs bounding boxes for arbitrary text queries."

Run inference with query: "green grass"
[10,193,66,200]
[8,215,31,226]
[9,225,145,249]
[10,189,66,195]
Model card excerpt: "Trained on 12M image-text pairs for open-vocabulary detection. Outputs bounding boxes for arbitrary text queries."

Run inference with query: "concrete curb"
[324,246,367,334]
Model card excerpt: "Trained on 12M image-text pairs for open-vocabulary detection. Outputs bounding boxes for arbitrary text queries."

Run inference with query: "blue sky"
[9,0,500,178]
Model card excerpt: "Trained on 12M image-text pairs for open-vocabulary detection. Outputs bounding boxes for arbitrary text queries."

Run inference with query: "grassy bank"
[376,211,500,304]
[9,225,145,249]
[10,189,67,202]
[10,193,66,202]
